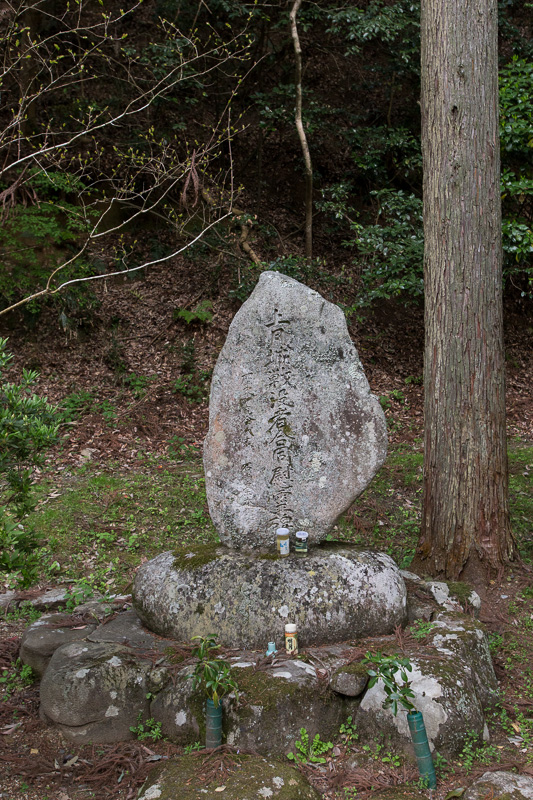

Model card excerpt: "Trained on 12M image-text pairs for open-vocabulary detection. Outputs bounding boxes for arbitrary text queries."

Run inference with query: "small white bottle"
[276,527,290,557]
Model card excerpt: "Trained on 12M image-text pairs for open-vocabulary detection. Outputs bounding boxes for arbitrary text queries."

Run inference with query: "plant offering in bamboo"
[362,651,416,715]
[189,634,238,707]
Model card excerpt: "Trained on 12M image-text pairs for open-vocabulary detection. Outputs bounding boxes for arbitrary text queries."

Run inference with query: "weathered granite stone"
[133,543,407,648]
[354,613,495,757]
[151,650,358,756]
[39,640,169,743]
[329,662,369,697]
[20,614,98,677]
[137,754,321,800]
[464,772,533,800]
[426,611,498,707]
[203,271,387,548]
[87,609,167,651]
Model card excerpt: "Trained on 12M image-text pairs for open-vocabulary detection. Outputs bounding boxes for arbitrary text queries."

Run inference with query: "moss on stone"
[171,543,224,571]
[137,753,320,800]
[257,552,281,561]
[447,581,473,601]
[233,666,306,712]
[335,661,368,678]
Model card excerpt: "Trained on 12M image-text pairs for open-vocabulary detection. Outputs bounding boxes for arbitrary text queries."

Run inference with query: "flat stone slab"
[20,613,98,677]
[133,544,407,648]
[87,609,167,651]
[204,270,387,549]
[138,754,321,800]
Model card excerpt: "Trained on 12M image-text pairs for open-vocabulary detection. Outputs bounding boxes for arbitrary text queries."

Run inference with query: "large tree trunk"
[415,0,517,580]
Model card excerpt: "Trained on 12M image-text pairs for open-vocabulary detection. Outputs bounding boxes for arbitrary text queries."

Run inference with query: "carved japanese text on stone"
[203,271,387,548]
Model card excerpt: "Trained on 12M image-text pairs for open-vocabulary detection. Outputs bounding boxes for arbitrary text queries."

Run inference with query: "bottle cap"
[295,531,309,540]
[285,623,297,633]
[276,528,290,536]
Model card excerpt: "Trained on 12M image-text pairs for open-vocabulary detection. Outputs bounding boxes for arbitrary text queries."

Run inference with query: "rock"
[0,590,17,611]
[39,641,168,743]
[137,754,321,800]
[133,543,407,648]
[464,772,533,800]
[354,612,496,757]
[426,611,498,707]
[20,614,98,677]
[355,650,487,757]
[29,587,71,611]
[203,270,387,549]
[87,609,167,651]
[406,595,435,624]
[73,599,113,618]
[151,649,358,755]
[329,662,369,697]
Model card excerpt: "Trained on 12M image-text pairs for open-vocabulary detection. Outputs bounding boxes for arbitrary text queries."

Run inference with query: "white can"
[276,527,290,557]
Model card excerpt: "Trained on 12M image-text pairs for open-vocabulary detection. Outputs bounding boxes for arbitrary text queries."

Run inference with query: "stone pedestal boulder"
[133,543,407,649]
[204,270,387,549]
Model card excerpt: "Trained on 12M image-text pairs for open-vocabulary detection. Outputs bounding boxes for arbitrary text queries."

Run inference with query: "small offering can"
[276,527,290,557]
[284,623,298,655]
[295,530,309,556]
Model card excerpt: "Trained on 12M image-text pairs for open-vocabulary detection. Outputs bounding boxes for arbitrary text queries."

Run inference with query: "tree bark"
[289,0,313,262]
[416,0,517,580]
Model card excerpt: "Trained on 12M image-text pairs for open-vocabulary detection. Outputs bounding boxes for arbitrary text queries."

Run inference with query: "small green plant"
[339,715,358,744]
[173,300,213,325]
[362,651,416,715]
[382,751,401,767]
[344,789,358,799]
[3,600,42,623]
[286,727,334,764]
[409,620,436,641]
[0,659,35,697]
[189,634,239,707]
[129,713,163,741]
[173,373,210,404]
[184,741,204,754]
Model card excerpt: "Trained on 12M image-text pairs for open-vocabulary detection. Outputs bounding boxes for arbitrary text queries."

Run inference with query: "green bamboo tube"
[407,711,437,788]
[205,698,223,749]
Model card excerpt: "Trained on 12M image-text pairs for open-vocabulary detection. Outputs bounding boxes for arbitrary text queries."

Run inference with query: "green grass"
[25,457,217,592]
[508,441,533,560]
[12,440,533,592]
[336,441,532,570]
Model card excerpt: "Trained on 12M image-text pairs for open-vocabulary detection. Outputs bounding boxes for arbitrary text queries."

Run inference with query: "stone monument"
[203,270,388,548]
[133,271,406,647]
